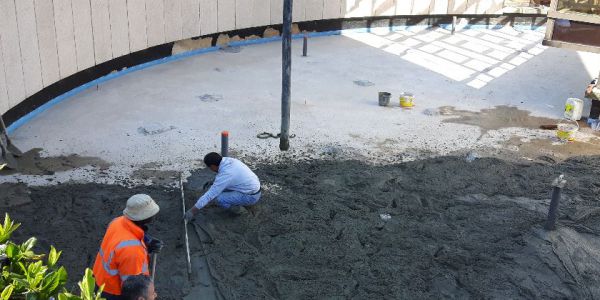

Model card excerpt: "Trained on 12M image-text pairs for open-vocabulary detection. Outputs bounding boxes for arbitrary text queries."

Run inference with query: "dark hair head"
[121,275,152,300]
[204,152,222,167]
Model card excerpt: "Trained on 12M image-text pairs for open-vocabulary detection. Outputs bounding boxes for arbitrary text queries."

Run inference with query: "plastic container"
[556,119,579,141]
[564,98,584,121]
[399,92,415,108]
[378,92,391,106]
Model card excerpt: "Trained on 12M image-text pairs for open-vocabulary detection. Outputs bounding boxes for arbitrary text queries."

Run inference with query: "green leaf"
[4,244,17,260]
[0,285,14,300]
[0,214,21,244]
[79,269,93,299]
[22,238,37,253]
[47,247,61,269]
[41,266,67,295]
[58,292,79,300]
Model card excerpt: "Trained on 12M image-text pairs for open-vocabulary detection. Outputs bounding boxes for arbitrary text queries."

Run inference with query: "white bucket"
[564,98,584,121]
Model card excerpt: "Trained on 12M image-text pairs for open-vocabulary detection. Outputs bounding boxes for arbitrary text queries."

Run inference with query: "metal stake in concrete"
[151,253,158,281]
[280,0,293,151]
[303,34,308,57]
[221,131,229,157]
[544,174,567,231]
[180,174,192,277]
[452,16,457,35]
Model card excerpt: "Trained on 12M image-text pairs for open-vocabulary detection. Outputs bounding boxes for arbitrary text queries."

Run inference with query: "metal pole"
[280,0,293,151]
[544,175,566,231]
[180,174,192,276]
[452,16,457,35]
[221,131,229,157]
[151,253,157,281]
[303,34,308,57]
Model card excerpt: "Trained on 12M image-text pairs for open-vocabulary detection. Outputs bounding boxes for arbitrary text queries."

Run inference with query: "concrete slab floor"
[2,26,600,186]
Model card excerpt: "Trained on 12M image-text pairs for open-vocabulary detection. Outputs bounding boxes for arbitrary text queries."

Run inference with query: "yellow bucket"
[400,92,415,108]
[556,119,579,141]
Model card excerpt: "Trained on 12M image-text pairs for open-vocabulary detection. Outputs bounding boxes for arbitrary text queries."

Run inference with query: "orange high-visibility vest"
[92,216,149,295]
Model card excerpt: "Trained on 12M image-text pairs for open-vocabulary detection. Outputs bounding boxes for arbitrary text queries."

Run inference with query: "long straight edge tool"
[181,174,192,276]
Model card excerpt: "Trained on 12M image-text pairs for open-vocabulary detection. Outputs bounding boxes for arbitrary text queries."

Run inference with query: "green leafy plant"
[58,269,104,300]
[0,214,20,244]
[0,214,104,300]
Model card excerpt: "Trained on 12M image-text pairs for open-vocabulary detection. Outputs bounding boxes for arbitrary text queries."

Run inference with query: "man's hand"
[148,237,164,254]
[202,180,214,191]
[184,209,196,223]
[587,84,596,95]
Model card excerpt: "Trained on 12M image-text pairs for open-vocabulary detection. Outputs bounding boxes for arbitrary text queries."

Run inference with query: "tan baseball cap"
[123,194,160,221]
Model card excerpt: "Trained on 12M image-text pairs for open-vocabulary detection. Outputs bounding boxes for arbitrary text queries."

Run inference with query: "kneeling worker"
[185,152,261,221]
[93,194,163,300]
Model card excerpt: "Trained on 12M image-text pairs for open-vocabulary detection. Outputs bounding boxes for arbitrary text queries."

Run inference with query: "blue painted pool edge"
[6,23,546,134]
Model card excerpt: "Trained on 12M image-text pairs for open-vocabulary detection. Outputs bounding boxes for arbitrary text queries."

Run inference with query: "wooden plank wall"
[0,0,509,116]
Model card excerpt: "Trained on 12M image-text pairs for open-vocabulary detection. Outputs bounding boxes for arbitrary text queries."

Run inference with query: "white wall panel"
[465,0,478,14]
[72,0,96,70]
[200,0,218,35]
[218,0,236,32]
[323,0,342,19]
[0,0,26,106]
[475,0,492,14]
[293,0,307,21]
[53,0,78,78]
[146,0,166,47]
[373,0,396,16]
[487,0,504,14]
[181,0,200,38]
[253,0,271,27]
[34,0,60,87]
[236,0,254,29]
[448,0,468,14]
[305,0,323,21]
[109,0,130,57]
[0,35,9,113]
[128,0,148,52]
[412,0,432,14]
[91,0,113,64]
[343,0,372,18]
[431,0,449,14]
[15,0,43,96]
[164,0,183,42]
[270,0,283,24]
[395,0,413,14]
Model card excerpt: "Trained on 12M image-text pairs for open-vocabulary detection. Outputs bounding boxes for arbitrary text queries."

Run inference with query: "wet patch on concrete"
[503,136,600,162]
[196,94,223,103]
[131,169,181,186]
[0,148,110,176]
[138,123,177,136]
[353,80,375,87]
[440,106,558,133]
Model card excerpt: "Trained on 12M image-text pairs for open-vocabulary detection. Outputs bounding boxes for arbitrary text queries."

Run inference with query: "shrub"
[0,214,104,300]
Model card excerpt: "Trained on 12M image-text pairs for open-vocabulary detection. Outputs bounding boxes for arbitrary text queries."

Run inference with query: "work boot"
[229,206,248,216]
[245,205,258,216]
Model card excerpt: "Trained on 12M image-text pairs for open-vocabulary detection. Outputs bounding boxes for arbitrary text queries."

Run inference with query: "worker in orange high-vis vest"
[93,194,163,300]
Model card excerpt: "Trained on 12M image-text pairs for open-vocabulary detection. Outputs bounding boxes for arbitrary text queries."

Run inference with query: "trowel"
[0,115,21,170]
[0,136,18,170]
[0,115,22,156]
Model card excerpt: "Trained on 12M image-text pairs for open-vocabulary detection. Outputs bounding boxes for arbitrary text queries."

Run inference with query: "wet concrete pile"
[3,155,600,299]
[185,156,600,299]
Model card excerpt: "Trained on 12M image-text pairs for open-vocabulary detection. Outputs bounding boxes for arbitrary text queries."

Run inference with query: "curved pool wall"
[0,0,546,133]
